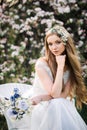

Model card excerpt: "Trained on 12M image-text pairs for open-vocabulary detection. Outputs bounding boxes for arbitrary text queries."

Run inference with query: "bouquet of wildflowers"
[0,88,33,120]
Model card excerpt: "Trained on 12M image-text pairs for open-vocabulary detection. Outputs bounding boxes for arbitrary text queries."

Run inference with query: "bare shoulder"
[36,57,47,64]
[35,57,48,70]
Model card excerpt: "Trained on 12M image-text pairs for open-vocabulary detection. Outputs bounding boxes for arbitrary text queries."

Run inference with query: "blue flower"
[12,110,18,115]
[14,88,19,94]
[14,93,20,99]
[10,96,15,101]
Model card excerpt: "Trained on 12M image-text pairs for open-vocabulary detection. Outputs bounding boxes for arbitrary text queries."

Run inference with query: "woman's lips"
[53,51,58,53]
[52,50,60,55]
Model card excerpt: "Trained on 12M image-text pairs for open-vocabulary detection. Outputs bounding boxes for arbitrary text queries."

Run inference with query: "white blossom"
[18,56,24,63]
[11,51,19,57]
[10,74,15,77]
[0,38,7,44]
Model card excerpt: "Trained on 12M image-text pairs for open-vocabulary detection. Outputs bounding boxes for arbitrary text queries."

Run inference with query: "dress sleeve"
[35,59,49,71]
[35,59,53,81]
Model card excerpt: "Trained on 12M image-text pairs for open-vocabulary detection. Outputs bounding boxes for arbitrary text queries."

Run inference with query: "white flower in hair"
[46,25,70,45]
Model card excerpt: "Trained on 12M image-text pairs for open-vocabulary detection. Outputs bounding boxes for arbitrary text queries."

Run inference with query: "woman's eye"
[56,41,61,44]
[48,41,61,46]
[48,43,52,46]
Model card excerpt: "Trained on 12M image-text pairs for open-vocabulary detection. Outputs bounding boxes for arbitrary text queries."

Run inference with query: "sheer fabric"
[0,60,87,130]
[30,60,87,130]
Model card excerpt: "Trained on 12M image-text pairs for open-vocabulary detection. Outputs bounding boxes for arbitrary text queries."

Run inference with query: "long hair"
[45,27,87,109]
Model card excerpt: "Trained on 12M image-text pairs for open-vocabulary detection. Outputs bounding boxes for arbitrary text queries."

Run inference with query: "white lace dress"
[0,60,87,130]
[24,60,87,130]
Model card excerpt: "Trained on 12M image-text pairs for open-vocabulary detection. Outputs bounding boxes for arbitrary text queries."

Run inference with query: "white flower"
[0,38,7,44]
[47,25,70,45]
[6,0,13,2]
[7,108,17,120]
[11,51,19,57]
[17,99,29,111]
[35,7,41,12]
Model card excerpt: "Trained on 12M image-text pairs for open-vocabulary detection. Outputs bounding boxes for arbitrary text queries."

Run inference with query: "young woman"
[29,25,87,130]
[0,25,87,130]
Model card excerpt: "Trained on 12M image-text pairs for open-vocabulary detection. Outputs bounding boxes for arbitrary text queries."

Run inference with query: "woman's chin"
[53,53,61,56]
[52,51,65,56]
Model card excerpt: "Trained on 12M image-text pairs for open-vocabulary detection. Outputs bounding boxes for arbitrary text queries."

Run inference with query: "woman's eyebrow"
[47,39,61,44]
[55,40,61,43]
[48,41,52,44]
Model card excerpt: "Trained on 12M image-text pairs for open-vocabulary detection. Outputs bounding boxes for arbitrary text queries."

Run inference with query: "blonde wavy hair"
[45,25,87,109]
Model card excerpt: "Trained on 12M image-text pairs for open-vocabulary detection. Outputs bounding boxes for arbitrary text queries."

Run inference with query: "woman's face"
[47,34,65,56]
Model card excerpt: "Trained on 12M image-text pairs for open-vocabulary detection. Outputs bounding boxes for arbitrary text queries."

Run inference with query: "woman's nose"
[52,44,57,50]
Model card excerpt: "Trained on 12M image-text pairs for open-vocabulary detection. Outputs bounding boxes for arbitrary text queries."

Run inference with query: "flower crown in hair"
[46,25,70,45]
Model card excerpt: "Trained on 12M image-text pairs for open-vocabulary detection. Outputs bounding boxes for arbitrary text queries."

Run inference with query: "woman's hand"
[30,94,53,105]
[56,55,66,69]
[30,96,42,105]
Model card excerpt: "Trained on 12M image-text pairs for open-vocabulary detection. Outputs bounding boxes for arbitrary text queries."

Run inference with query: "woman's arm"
[31,80,71,105]
[31,94,53,105]
[36,56,66,98]
[50,55,66,97]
